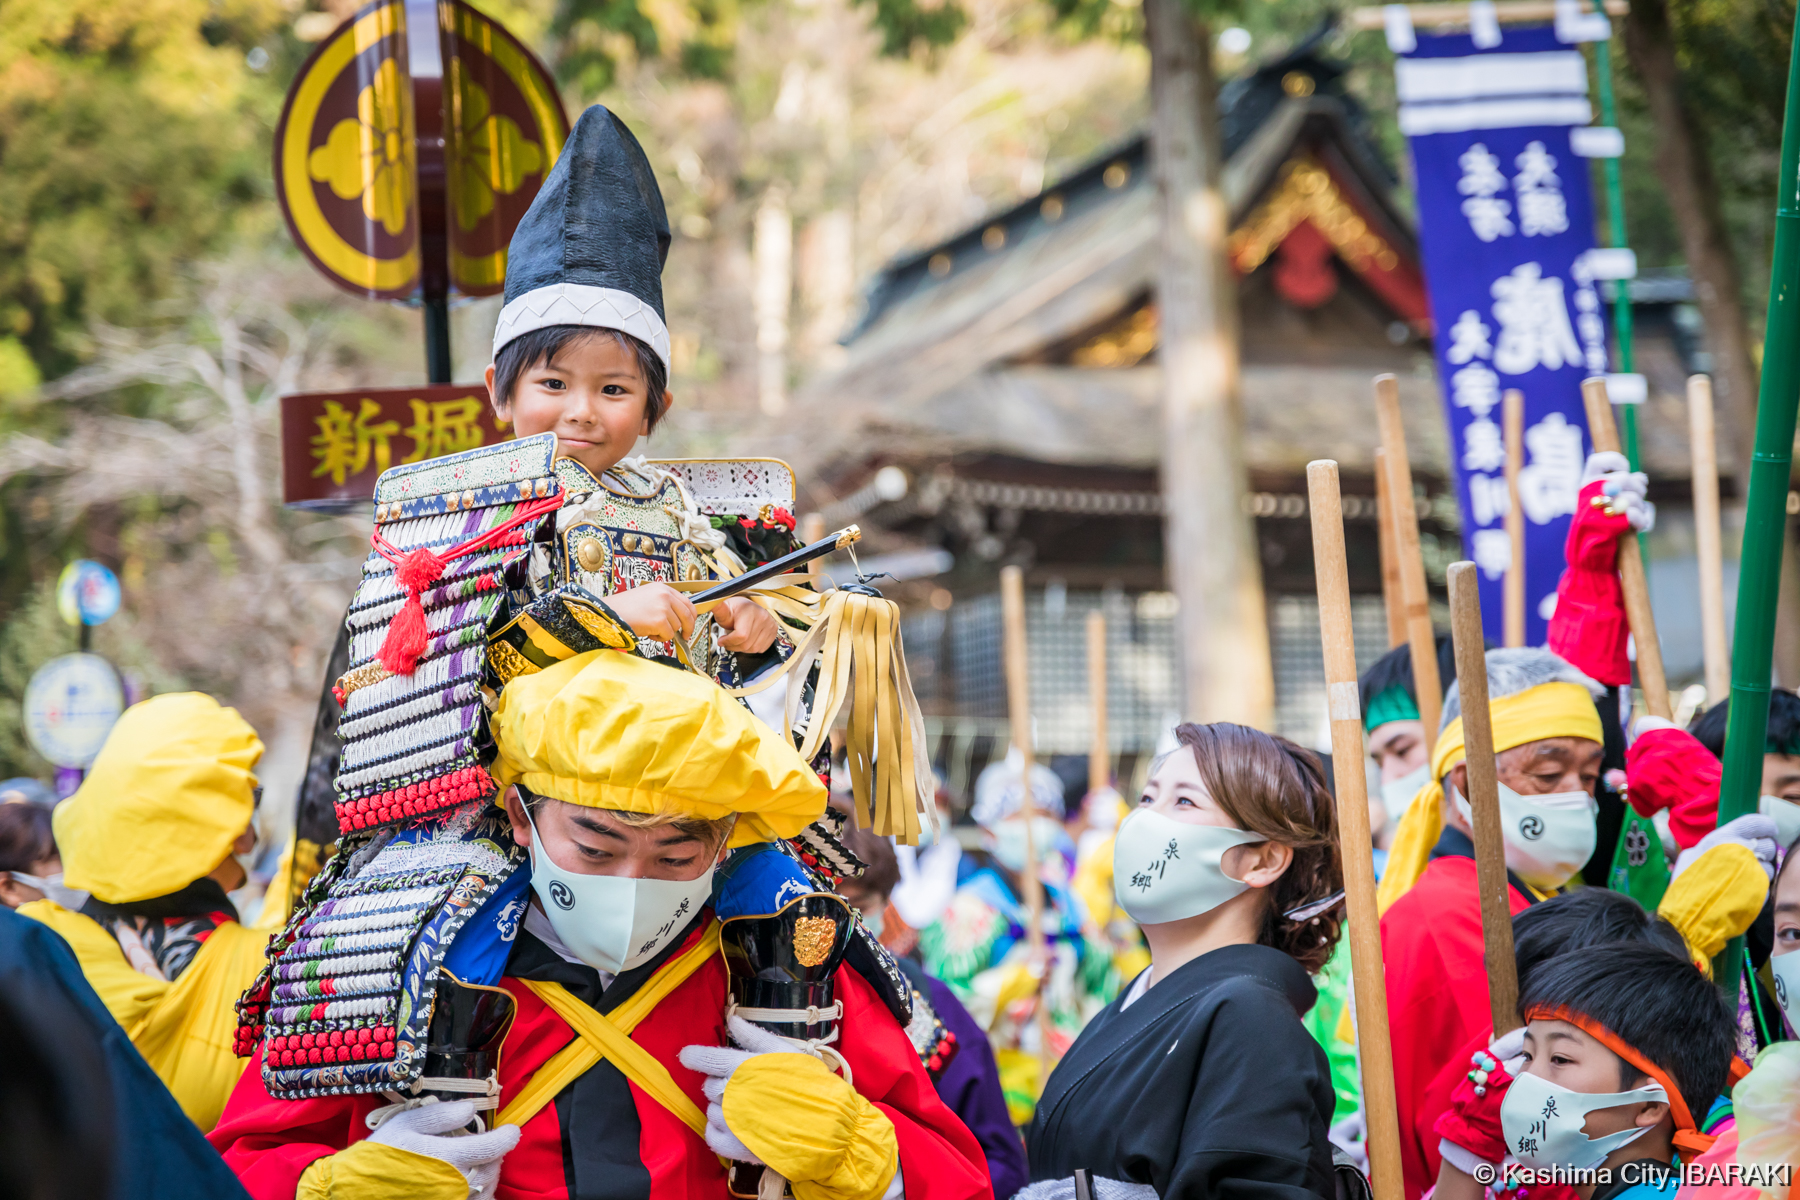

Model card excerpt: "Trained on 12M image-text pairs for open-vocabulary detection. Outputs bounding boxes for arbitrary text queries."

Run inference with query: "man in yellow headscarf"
[208,649,992,1200]
[1376,649,1772,1200]
[20,691,270,1132]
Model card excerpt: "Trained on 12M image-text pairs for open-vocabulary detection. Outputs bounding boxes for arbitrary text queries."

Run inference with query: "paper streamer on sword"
[1447,561,1523,1034]
[1376,375,1444,754]
[1306,460,1405,1200]
[1580,377,1672,719]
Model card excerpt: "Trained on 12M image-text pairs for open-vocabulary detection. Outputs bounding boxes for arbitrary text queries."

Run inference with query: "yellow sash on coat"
[494,920,720,1132]
[19,899,269,1131]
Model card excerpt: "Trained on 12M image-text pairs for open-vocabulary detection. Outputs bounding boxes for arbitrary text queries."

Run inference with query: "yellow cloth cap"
[1376,681,1601,913]
[491,649,827,846]
[56,693,262,905]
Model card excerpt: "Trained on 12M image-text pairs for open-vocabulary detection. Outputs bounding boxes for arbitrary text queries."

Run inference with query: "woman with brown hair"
[1022,722,1346,1200]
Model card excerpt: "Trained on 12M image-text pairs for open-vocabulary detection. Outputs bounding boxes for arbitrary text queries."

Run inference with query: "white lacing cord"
[728,1001,854,1087]
[365,1073,501,1134]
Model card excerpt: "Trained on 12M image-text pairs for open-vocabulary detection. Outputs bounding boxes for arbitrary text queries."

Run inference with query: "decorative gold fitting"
[374,503,388,522]
[834,525,862,549]
[517,480,533,500]
[461,490,476,510]
[758,503,777,524]
[534,477,551,498]
[575,536,606,572]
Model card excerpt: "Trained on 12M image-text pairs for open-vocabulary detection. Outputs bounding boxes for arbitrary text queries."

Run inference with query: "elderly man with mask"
[919,752,1110,1128]
[1376,641,1773,1200]
[18,692,270,1132]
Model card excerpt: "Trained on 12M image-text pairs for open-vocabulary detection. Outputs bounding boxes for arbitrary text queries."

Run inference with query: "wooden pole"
[1087,610,1110,796]
[1689,376,1731,706]
[1446,561,1523,1034]
[1374,374,1444,750]
[1376,448,1406,649]
[800,513,826,581]
[1306,460,1406,1200]
[1503,390,1527,648]
[1000,566,1056,1078]
[1580,377,1673,720]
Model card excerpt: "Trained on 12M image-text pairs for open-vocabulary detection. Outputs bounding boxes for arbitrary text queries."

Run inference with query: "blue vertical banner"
[1399,26,1608,645]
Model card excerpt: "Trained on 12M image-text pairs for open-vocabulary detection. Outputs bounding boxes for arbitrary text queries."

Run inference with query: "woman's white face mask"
[1452,780,1597,891]
[1111,807,1266,926]
[521,805,716,976]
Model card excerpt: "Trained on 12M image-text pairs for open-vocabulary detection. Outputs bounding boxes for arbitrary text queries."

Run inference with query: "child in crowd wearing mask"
[1020,722,1345,1200]
[1436,941,1738,1200]
[0,800,68,910]
[1680,689,1800,848]
[837,819,1030,1200]
[1359,636,1458,853]
[917,751,1111,1127]
[1431,889,1696,1200]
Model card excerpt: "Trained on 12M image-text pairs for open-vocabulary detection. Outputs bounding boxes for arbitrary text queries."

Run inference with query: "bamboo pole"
[1376,448,1406,649]
[1688,377,1730,706]
[1503,390,1527,648]
[1087,611,1110,797]
[999,565,1056,1078]
[1446,562,1523,1034]
[1580,377,1672,720]
[1375,374,1444,750]
[1306,460,1405,1200]
[1717,18,1800,1000]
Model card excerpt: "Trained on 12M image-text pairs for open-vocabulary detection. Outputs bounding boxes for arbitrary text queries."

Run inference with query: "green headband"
[1365,686,1421,733]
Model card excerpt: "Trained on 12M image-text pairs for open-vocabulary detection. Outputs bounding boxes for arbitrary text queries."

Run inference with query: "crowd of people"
[8,101,1800,1200]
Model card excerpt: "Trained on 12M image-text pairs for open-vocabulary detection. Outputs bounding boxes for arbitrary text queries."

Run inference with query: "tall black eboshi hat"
[490,105,673,371]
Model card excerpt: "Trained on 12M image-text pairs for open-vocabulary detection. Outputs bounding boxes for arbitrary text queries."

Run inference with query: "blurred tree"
[0,0,289,386]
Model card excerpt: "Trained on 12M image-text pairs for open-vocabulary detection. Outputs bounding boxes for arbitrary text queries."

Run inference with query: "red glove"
[1546,478,1633,686]
[1626,724,1722,850]
[1434,1047,1512,1164]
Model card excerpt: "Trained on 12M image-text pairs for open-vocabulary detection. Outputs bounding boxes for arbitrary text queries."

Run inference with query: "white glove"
[677,1015,808,1164]
[366,1100,520,1199]
[1628,714,1678,747]
[1581,452,1654,532]
[1673,813,1781,882]
[1489,1024,1527,1073]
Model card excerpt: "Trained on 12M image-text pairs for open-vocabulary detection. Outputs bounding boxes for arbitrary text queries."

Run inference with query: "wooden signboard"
[281,385,511,511]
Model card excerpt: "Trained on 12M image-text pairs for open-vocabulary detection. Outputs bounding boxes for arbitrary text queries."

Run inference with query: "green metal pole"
[1587,10,1640,468]
[1713,10,1800,1003]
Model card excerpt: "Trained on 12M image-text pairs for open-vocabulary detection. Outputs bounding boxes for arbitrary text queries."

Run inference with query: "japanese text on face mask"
[1127,838,1183,893]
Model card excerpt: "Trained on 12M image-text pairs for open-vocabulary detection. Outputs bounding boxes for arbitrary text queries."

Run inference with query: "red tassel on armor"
[377,547,447,674]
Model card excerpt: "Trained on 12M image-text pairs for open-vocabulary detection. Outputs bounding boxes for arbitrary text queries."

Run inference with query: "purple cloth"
[927,975,1029,1200]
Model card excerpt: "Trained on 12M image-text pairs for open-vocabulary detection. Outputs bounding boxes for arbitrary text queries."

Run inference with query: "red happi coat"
[210,921,993,1200]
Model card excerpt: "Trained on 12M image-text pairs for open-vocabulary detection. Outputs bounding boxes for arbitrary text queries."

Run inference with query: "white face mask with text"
[1499,1068,1665,1171]
[1452,780,1597,891]
[1111,807,1266,926]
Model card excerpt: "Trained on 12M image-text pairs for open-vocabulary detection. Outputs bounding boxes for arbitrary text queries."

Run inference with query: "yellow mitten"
[721,1051,898,1200]
[296,1140,470,1200]
[1658,841,1767,967]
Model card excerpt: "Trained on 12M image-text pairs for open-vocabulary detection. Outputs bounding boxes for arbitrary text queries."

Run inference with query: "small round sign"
[57,559,121,627]
[24,654,124,769]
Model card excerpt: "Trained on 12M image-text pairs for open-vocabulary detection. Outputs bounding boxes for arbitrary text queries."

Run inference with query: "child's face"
[485,333,670,477]
[1518,1018,1666,1140]
[1773,850,1800,957]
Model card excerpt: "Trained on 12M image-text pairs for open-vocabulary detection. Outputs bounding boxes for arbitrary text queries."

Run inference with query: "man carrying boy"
[210,650,991,1199]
